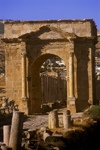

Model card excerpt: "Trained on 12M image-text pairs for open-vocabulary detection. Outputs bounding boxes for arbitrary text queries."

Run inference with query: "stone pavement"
[23,112,83,131]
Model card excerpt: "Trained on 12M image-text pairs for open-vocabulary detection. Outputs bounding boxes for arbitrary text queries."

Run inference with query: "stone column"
[3,125,10,146]
[44,76,46,103]
[69,51,74,97]
[46,75,49,103]
[9,111,24,150]
[68,39,76,113]
[48,76,50,102]
[63,110,71,131]
[54,77,56,102]
[21,42,28,114]
[48,109,59,129]
[41,75,44,105]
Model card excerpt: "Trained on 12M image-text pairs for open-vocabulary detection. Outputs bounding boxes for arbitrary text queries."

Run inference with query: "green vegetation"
[84,105,100,120]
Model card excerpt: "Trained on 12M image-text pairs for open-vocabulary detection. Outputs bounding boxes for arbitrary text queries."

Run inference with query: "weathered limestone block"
[48,109,59,129]
[9,111,24,150]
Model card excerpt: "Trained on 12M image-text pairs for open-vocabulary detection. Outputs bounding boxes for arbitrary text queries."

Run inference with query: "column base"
[21,97,29,115]
[67,96,76,114]
[88,99,93,105]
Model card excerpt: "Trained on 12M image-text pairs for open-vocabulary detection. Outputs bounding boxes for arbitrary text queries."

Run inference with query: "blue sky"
[0,0,100,29]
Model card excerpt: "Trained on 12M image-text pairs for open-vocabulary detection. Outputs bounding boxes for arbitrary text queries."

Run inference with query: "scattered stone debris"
[0,106,100,150]
[0,97,19,120]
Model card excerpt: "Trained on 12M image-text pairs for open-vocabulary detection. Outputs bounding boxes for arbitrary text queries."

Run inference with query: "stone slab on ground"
[23,112,84,131]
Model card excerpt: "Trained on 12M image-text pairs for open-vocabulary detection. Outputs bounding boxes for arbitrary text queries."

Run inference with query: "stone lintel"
[1,38,21,43]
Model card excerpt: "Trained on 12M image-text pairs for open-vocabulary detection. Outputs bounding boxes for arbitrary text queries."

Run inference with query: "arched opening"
[30,54,67,114]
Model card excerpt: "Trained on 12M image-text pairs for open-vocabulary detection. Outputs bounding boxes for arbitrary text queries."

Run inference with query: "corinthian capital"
[69,39,74,53]
[21,42,27,56]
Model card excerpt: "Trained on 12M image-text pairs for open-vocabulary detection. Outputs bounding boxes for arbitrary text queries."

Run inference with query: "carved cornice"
[18,25,77,40]
[1,38,22,43]
[75,36,97,44]
[4,19,94,24]
[1,27,97,44]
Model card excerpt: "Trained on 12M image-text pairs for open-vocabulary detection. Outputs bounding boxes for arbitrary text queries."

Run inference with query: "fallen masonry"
[0,107,98,150]
[0,97,19,120]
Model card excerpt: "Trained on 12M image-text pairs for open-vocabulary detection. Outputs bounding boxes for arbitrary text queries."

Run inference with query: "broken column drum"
[48,109,59,129]
[9,111,24,150]
[63,110,71,131]
[3,125,10,147]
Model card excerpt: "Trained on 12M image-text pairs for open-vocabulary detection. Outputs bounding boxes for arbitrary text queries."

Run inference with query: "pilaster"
[21,42,29,114]
[67,39,76,113]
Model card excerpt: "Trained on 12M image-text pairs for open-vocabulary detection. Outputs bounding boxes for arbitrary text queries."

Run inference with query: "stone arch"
[29,53,68,113]
[2,20,97,114]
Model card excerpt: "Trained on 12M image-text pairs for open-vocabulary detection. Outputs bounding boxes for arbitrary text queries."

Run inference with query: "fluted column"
[21,42,28,114]
[68,39,76,113]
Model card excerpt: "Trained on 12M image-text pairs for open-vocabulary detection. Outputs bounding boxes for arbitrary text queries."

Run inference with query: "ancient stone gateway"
[2,19,97,114]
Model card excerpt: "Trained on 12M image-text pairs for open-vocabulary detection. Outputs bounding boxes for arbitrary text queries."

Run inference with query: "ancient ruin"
[2,19,97,114]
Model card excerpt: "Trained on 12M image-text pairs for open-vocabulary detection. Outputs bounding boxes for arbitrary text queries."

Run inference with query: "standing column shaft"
[67,39,76,114]
[48,110,59,129]
[63,110,71,131]
[69,52,74,97]
[21,42,29,114]
[9,111,24,150]
[3,125,10,146]
[47,75,48,102]
[41,75,43,104]
[22,53,26,98]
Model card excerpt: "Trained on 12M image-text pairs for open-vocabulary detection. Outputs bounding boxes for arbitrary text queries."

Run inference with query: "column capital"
[69,39,75,53]
[21,42,27,56]
[69,51,74,55]
[21,51,27,56]
[21,96,29,101]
